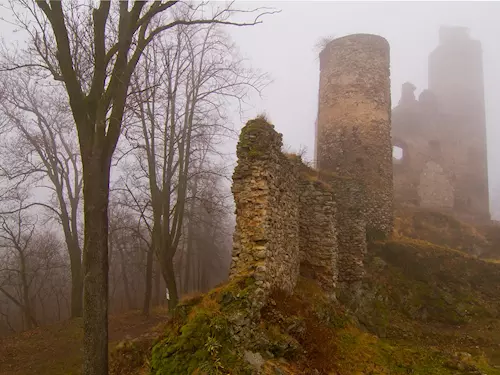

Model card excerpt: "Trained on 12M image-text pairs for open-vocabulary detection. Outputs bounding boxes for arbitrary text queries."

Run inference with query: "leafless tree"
[179,168,233,294]
[123,20,268,310]
[111,182,158,316]
[2,1,275,372]
[0,200,39,329]
[0,195,66,332]
[0,72,83,318]
[27,230,69,325]
[107,200,150,314]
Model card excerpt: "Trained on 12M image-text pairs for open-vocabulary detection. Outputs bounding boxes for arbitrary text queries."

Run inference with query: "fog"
[226,1,500,218]
[0,2,498,369]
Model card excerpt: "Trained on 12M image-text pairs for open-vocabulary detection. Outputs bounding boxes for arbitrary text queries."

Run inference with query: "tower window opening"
[393,145,404,162]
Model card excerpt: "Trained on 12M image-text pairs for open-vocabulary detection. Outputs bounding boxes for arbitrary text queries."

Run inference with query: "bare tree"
[179,168,233,294]
[0,195,66,331]
[0,200,38,329]
[123,21,268,309]
[107,200,149,314]
[27,230,68,325]
[0,201,68,333]
[111,184,155,316]
[0,73,83,318]
[3,1,275,373]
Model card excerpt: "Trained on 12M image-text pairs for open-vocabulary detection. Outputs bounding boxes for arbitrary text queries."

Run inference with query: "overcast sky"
[227,1,500,216]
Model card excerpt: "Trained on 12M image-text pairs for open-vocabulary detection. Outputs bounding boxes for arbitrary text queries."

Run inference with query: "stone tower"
[316,34,393,237]
[428,26,490,220]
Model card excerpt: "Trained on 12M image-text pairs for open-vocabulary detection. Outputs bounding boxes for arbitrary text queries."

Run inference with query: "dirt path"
[0,308,169,375]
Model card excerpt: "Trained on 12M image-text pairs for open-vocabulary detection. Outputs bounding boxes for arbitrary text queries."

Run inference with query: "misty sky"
[228,1,500,217]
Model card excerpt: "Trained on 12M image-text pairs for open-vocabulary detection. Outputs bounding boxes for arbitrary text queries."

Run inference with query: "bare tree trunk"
[18,254,37,330]
[118,247,134,311]
[183,236,192,294]
[82,158,110,375]
[22,284,33,330]
[38,294,46,325]
[154,260,161,306]
[69,247,83,318]
[184,179,198,295]
[142,244,154,316]
[161,257,179,311]
[55,292,62,321]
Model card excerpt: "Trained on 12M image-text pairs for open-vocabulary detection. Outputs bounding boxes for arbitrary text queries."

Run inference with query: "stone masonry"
[316,34,394,238]
[298,176,338,295]
[230,118,341,299]
[392,27,490,223]
[231,119,301,296]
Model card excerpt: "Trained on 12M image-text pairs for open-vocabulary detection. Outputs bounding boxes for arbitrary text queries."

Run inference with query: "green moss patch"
[150,276,258,375]
[237,118,280,160]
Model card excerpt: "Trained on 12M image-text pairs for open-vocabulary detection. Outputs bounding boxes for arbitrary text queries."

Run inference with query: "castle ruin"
[229,34,393,306]
[392,26,490,222]
[228,26,491,315]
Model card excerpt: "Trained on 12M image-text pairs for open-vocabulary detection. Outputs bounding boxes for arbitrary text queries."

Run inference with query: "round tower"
[316,34,393,237]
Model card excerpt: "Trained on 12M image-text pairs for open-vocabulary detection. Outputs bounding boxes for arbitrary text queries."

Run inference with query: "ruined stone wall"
[418,161,454,209]
[393,27,490,222]
[230,119,300,295]
[231,119,342,301]
[429,26,489,220]
[298,177,338,295]
[392,88,457,211]
[317,34,393,238]
[329,177,367,285]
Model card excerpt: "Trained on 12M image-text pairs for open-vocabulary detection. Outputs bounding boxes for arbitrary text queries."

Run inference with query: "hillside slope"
[142,235,500,374]
[2,210,500,375]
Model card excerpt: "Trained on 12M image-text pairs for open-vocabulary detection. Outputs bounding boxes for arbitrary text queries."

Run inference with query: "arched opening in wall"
[393,145,404,163]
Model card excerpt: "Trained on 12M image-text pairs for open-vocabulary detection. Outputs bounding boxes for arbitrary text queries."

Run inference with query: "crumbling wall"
[231,33,395,308]
[329,177,367,285]
[230,118,300,296]
[316,33,393,238]
[298,177,338,295]
[418,161,455,209]
[231,119,339,300]
[393,27,490,222]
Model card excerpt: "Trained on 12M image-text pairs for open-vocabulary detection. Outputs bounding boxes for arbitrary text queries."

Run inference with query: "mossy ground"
[149,275,259,375]
[261,277,500,375]
[148,269,500,374]
[361,237,500,369]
